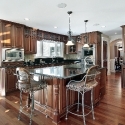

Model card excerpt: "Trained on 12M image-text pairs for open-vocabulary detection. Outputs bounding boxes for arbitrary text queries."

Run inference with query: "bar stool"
[15,67,47,125]
[65,65,100,125]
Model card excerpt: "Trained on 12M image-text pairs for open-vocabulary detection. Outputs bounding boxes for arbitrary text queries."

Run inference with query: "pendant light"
[66,11,74,46]
[83,20,89,48]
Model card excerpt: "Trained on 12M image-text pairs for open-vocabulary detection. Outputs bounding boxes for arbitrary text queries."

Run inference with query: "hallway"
[0,72,125,125]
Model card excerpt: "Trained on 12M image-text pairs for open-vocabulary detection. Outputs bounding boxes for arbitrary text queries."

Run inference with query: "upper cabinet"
[0,20,24,48]
[24,26,37,54]
[65,36,83,54]
[37,30,68,43]
[80,31,101,45]
[13,24,24,48]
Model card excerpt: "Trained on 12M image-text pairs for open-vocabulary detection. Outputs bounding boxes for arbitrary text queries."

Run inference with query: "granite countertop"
[29,63,90,79]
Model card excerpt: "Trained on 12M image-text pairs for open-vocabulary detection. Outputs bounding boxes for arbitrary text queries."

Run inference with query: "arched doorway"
[110,38,123,72]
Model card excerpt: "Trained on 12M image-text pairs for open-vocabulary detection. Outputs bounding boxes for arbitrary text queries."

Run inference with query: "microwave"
[2,48,24,61]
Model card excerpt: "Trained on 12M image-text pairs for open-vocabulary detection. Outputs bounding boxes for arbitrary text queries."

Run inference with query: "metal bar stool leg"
[18,89,23,121]
[82,91,86,125]
[91,88,95,120]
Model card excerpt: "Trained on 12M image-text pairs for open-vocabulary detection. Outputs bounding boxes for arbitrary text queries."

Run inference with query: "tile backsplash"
[24,53,81,62]
[64,54,79,59]
[24,54,35,62]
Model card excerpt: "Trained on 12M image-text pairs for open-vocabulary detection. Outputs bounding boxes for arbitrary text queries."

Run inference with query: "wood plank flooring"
[0,72,125,125]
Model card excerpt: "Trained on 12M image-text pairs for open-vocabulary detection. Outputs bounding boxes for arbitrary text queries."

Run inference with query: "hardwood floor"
[0,72,125,125]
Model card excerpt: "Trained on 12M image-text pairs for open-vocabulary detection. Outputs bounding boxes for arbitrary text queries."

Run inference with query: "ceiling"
[0,0,125,37]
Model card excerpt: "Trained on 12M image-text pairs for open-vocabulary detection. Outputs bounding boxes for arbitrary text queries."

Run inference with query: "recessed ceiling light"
[101,25,106,28]
[57,3,67,8]
[115,32,117,34]
[24,18,30,21]
[54,26,58,29]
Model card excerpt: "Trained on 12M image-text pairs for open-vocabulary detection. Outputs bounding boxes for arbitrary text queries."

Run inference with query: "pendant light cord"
[69,13,71,35]
[84,20,88,44]
[67,11,72,39]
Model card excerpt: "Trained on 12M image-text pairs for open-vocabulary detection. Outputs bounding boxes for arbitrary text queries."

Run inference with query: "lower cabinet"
[84,67,106,106]
[6,68,17,93]
[33,67,106,123]
[121,65,125,88]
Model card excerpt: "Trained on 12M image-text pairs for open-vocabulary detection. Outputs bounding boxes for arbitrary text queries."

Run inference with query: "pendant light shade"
[66,11,74,46]
[83,20,89,48]
[83,43,89,48]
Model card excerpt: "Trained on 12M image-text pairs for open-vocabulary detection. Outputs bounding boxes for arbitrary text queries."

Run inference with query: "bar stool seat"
[65,65,100,125]
[15,67,47,125]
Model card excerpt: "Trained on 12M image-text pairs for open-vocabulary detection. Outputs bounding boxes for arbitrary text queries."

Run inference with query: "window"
[35,40,64,58]
[42,40,64,57]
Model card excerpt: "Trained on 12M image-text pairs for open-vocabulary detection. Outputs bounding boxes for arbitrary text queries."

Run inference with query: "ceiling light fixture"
[54,26,58,28]
[58,3,67,8]
[101,25,106,28]
[24,18,29,21]
[118,46,123,51]
[66,11,74,46]
[83,20,89,48]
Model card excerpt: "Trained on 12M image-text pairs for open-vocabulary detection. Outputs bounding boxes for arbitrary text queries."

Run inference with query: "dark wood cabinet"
[65,36,82,54]
[0,20,24,48]
[60,35,68,43]
[5,68,17,93]
[0,21,14,47]
[103,41,107,68]
[80,33,87,44]
[37,30,43,40]
[99,68,106,99]
[24,27,37,54]
[84,67,106,105]
[13,24,24,48]
[69,45,76,53]
[42,31,50,40]
[95,32,102,66]
[2,62,24,94]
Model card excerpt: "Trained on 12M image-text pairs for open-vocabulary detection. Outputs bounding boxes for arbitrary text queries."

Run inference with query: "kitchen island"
[29,63,106,124]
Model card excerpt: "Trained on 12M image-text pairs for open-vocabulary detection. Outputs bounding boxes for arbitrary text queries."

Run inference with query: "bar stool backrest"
[85,65,99,86]
[16,67,30,84]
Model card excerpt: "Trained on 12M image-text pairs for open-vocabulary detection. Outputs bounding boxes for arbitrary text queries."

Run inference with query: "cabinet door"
[24,35,31,54]
[30,37,37,54]
[6,68,16,92]
[80,33,87,45]
[14,24,24,48]
[2,22,14,47]
[24,29,37,54]
[69,45,76,53]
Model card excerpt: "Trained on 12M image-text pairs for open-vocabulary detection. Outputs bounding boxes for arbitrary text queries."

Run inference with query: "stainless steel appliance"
[2,48,24,61]
[81,45,95,65]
